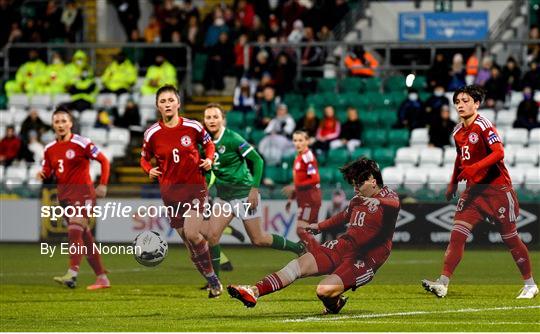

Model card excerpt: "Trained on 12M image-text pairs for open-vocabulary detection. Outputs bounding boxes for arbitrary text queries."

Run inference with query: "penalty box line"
[282,305,540,323]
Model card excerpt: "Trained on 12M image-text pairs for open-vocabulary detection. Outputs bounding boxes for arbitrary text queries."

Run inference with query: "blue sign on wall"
[399,11,488,41]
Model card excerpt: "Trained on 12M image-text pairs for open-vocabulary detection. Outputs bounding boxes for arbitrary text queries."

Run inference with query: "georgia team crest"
[468,132,479,144]
[65,149,75,159]
[218,145,226,154]
[181,135,192,147]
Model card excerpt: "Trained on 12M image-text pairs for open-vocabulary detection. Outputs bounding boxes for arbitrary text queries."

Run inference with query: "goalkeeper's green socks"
[271,234,304,255]
[210,245,221,278]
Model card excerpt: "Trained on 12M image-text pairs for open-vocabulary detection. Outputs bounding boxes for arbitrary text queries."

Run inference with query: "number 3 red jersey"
[452,114,511,185]
[42,134,105,201]
[141,117,215,186]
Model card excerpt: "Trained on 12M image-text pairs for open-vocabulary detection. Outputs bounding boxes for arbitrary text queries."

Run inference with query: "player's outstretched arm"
[317,210,349,232]
[94,152,110,198]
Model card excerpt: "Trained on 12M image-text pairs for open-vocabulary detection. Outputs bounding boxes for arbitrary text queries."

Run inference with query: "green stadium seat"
[359,112,379,127]
[388,91,407,107]
[193,54,207,82]
[319,166,335,184]
[249,129,265,144]
[341,77,364,92]
[327,148,350,166]
[411,75,427,91]
[387,129,409,147]
[385,75,407,92]
[351,147,372,159]
[281,153,296,168]
[362,77,382,92]
[227,111,245,128]
[377,110,398,128]
[265,165,291,184]
[373,147,396,167]
[244,111,257,125]
[362,129,387,147]
[317,78,337,92]
[342,92,367,109]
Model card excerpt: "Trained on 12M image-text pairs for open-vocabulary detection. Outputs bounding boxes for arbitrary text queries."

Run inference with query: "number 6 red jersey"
[140,117,215,186]
[452,114,511,186]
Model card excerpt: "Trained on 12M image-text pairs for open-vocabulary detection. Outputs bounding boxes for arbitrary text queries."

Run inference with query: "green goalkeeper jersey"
[212,127,263,201]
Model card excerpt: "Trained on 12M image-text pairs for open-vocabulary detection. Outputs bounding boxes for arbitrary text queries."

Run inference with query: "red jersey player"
[283,130,322,239]
[228,158,400,314]
[422,85,538,299]
[38,107,111,290]
[140,85,223,297]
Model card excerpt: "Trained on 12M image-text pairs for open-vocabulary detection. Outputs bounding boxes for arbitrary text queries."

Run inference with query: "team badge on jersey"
[468,132,479,144]
[218,145,226,154]
[295,162,301,170]
[65,149,75,159]
[181,135,192,147]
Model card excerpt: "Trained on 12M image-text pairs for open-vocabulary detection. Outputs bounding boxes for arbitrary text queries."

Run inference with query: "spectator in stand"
[424,85,450,125]
[61,0,83,42]
[313,105,341,155]
[5,49,47,97]
[124,29,146,68]
[20,109,50,143]
[26,130,44,163]
[157,0,182,42]
[300,26,323,73]
[514,86,540,130]
[501,56,522,91]
[523,61,540,90]
[282,0,307,35]
[0,0,18,48]
[264,104,296,137]
[255,72,274,99]
[182,0,200,22]
[38,51,68,95]
[101,52,137,94]
[295,106,319,141]
[183,14,202,53]
[288,19,304,43]
[484,65,506,110]
[256,86,280,129]
[144,15,161,43]
[165,30,187,69]
[326,0,350,29]
[233,33,251,79]
[0,126,22,166]
[427,53,450,90]
[65,66,98,112]
[235,0,255,30]
[204,31,234,92]
[44,0,65,42]
[330,106,362,152]
[344,45,379,77]
[22,18,44,43]
[396,89,425,130]
[474,56,493,86]
[204,6,229,48]
[95,108,114,129]
[233,78,256,113]
[272,52,296,96]
[527,25,540,64]
[258,131,295,166]
[465,46,482,80]
[140,55,177,95]
[112,0,140,41]
[115,98,141,129]
[250,16,266,40]
[267,14,281,40]
[447,53,466,91]
[428,105,456,148]
[250,49,272,81]
[317,25,334,42]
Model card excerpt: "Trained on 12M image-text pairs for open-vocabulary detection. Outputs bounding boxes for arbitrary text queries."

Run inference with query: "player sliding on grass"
[282,130,322,241]
[38,107,111,290]
[422,85,538,299]
[202,104,305,279]
[140,85,222,298]
[227,158,400,314]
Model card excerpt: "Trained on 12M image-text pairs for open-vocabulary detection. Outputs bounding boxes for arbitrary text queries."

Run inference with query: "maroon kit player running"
[283,130,322,240]
[39,107,111,290]
[228,158,400,313]
[140,85,223,297]
[422,85,538,299]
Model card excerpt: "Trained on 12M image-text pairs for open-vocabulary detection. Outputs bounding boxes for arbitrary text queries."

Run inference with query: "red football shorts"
[162,185,208,229]
[454,185,519,233]
[296,186,322,224]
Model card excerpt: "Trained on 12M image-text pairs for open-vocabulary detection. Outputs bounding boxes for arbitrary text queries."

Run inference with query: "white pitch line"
[0,268,146,277]
[335,321,540,326]
[282,305,540,323]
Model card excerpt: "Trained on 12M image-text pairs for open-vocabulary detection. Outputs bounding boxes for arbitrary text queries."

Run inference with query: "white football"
[133,231,168,267]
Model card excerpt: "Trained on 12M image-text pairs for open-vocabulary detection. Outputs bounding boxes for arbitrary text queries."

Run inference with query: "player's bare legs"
[316,274,349,314]
[178,211,223,297]
[54,217,110,290]
[422,220,471,297]
[227,253,318,307]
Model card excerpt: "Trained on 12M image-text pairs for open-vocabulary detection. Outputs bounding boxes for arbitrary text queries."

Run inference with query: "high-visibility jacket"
[141,61,178,95]
[466,55,479,76]
[101,59,137,91]
[344,51,379,77]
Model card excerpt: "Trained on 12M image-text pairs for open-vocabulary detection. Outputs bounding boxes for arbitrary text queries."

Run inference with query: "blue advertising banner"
[399,11,488,41]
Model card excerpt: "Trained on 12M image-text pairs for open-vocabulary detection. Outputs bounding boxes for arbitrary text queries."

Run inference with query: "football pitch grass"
[1,244,539,332]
